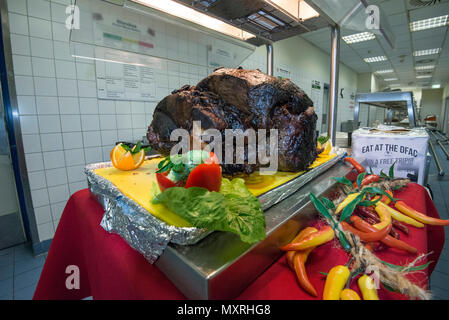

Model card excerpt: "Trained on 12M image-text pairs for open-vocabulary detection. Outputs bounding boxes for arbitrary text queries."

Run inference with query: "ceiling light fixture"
[342,32,375,44]
[263,0,320,22]
[130,0,256,41]
[410,15,449,32]
[413,48,441,56]
[415,65,435,70]
[364,56,388,63]
[432,84,441,89]
[375,69,394,74]
[416,75,432,79]
[384,78,398,81]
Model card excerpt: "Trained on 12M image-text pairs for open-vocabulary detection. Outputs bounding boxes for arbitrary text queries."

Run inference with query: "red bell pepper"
[185,163,222,192]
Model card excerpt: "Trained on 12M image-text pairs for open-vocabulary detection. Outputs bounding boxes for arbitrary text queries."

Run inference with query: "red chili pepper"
[350,216,417,254]
[359,214,400,239]
[361,174,380,187]
[392,220,409,235]
[185,163,222,192]
[343,157,365,173]
[341,221,391,242]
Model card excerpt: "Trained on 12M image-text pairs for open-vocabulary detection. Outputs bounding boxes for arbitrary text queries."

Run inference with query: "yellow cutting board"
[94,153,337,227]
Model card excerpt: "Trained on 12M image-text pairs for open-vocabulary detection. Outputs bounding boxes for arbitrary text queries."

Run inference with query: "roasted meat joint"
[147,67,318,174]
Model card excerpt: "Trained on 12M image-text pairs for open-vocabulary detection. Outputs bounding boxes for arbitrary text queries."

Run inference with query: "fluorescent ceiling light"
[342,32,375,44]
[364,56,387,63]
[415,65,435,70]
[432,84,441,89]
[131,0,255,41]
[263,0,319,21]
[375,69,393,74]
[410,15,449,32]
[416,75,432,79]
[384,78,398,81]
[414,48,441,56]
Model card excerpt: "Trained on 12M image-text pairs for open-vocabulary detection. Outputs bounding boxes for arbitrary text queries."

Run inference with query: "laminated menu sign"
[351,126,429,185]
[94,47,161,101]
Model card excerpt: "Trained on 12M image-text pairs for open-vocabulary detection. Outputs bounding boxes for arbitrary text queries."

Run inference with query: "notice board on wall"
[95,47,162,101]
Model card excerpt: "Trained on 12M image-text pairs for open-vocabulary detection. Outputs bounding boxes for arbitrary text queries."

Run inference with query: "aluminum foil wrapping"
[85,161,212,263]
[85,150,346,264]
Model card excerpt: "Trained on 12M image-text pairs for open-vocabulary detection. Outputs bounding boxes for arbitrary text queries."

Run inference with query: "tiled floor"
[1,136,449,300]
[0,243,46,300]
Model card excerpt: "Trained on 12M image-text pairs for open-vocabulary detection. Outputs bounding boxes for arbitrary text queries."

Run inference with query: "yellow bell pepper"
[358,274,379,300]
[376,202,424,228]
[335,193,361,214]
[340,288,361,300]
[323,265,350,300]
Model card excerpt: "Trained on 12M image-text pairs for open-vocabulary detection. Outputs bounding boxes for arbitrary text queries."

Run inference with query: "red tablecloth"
[33,183,444,300]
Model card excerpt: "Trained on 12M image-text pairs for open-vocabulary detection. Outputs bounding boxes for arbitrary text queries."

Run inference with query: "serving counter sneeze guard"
[353,91,417,129]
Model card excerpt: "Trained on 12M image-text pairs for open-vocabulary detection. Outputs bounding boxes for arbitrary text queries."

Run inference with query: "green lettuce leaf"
[152,178,266,243]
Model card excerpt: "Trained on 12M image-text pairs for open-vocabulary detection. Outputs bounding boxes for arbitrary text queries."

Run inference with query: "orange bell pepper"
[395,201,449,226]
[280,226,335,251]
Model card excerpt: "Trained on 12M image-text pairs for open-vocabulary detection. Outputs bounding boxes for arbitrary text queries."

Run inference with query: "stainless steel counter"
[155,161,351,299]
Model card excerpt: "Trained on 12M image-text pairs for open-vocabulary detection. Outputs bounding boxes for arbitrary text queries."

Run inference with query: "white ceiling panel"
[298,0,449,89]
[386,12,408,27]
[382,0,407,16]
[408,2,449,21]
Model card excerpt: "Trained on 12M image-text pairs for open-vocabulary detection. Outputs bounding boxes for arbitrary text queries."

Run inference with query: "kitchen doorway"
[0,80,26,249]
[321,83,330,133]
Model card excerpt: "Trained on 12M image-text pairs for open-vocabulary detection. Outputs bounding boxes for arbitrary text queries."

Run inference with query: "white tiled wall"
[8,0,218,243]
[7,0,359,244]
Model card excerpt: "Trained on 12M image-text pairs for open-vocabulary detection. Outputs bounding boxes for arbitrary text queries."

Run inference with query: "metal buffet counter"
[154,158,351,299]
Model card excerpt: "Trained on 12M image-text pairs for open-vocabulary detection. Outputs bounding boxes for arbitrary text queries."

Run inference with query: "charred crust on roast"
[147,68,318,174]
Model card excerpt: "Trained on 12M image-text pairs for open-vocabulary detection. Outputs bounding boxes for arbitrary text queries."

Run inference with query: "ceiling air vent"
[409,0,442,7]
[416,59,435,64]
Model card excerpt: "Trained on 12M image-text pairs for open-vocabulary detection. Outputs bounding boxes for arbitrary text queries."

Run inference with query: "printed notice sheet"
[95,47,161,101]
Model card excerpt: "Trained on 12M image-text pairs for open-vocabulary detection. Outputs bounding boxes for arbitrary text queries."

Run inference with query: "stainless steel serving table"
[155,161,351,299]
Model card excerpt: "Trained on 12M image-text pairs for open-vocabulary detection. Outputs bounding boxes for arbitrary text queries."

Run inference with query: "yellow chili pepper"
[377,202,424,228]
[335,193,361,214]
[280,226,335,251]
[322,265,350,300]
[340,288,361,300]
[395,201,449,226]
[373,203,392,230]
[358,274,379,300]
